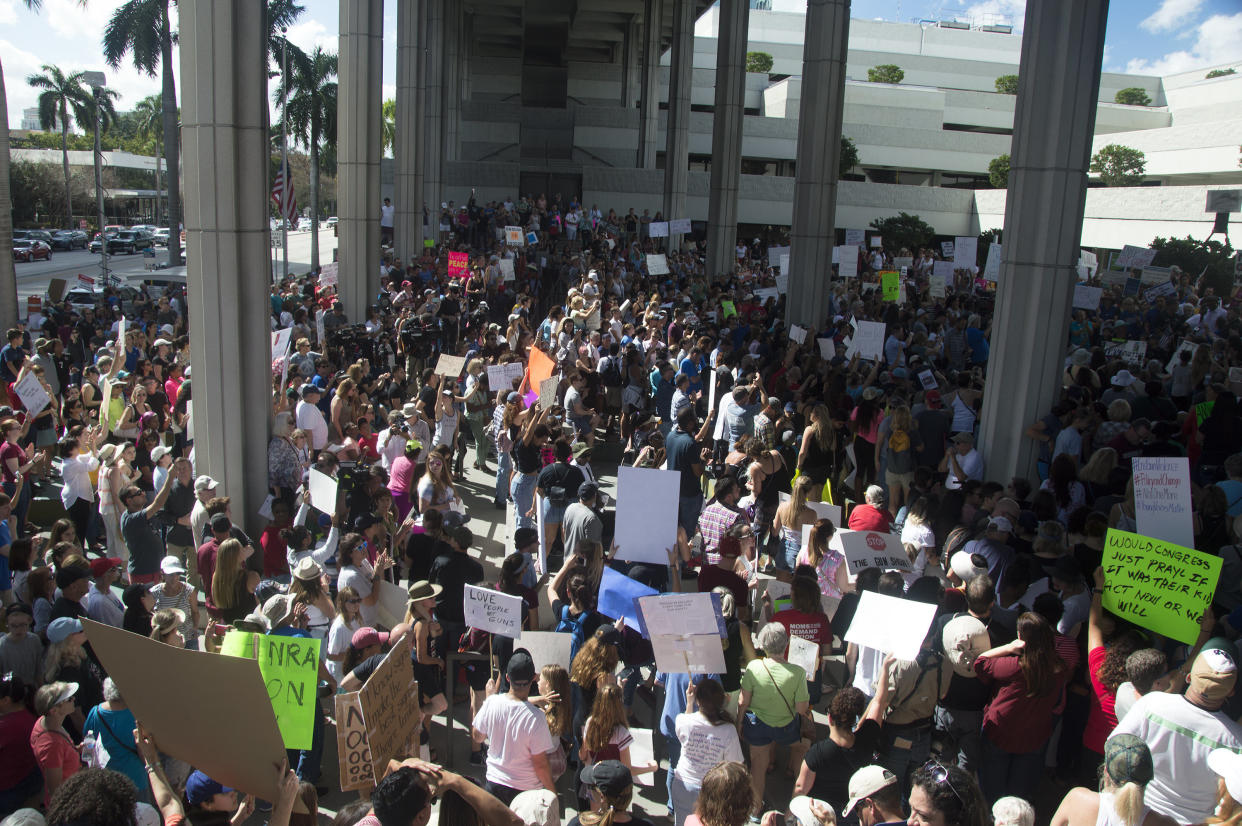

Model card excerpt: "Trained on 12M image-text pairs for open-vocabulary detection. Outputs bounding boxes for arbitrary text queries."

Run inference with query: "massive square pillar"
[663,0,694,247]
[179,0,273,526]
[395,0,423,263]
[704,0,748,279]
[423,0,444,218]
[338,0,383,313]
[977,0,1109,481]
[787,0,850,329]
[638,0,663,169]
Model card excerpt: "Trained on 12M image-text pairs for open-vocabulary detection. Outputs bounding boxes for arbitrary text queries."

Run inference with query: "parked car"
[13,240,52,262]
[51,230,87,250]
[107,230,155,255]
[325,216,338,227]
[88,227,123,253]
[152,228,170,246]
[63,284,141,313]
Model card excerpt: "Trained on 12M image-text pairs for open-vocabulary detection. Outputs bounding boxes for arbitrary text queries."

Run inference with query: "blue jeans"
[287,700,325,784]
[678,493,704,539]
[664,732,682,814]
[934,705,983,773]
[511,472,537,530]
[978,729,1045,804]
[879,723,932,789]
[494,450,512,504]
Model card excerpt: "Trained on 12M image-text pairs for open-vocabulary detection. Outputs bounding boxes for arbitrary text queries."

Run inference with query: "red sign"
[79,219,89,230]
[865,533,886,550]
[26,297,41,315]
[447,251,468,278]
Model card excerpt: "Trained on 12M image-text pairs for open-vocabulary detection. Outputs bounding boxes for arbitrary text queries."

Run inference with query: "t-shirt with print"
[739,658,808,727]
[772,609,832,648]
[673,712,744,787]
[473,692,555,791]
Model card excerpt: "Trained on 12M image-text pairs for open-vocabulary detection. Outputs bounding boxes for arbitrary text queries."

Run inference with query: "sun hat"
[1111,369,1137,387]
[261,593,297,627]
[406,580,443,603]
[942,615,990,677]
[949,551,988,582]
[292,558,323,581]
[790,796,836,826]
[841,765,897,816]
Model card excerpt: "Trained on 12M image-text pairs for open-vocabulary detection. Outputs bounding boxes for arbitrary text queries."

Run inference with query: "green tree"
[869,212,934,254]
[867,64,904,84]
[1114,87,1152,106]
[133,94,165,224]
[839,136,859,179]
[381,98,396,154]
[1090,144,1147,186]
[994,74,1019,94]
[745,51,773,74]
[1206,68,1236,79]
[277,43,337,269]
[1150,236,1235,297]
[988,154,1010,189]
[26,64,92,228]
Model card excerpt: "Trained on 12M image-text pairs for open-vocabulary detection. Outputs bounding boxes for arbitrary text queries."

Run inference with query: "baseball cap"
[987,516,1013,534]
[949,551,988,582]
[194,475,218,493]
[1104,733,1154,786]
[507,648,537,683]
[351,627,390,649]
[507,391,522,403]
[596,623,624,648]
[510,790,559,826]
[1208,748,1242,805]
[942,615,990,677]
[579,760,632,796]
[210,513,232,533]
[300,383,321,397]
[185,770,235,807]
[578,481,599,500]
[449,525,473,549]
[160,555,187,575]
[925,390,943,409]
[89,556,122,578]
[150,445,172,463]
[842,765,897,816]
[514,527,539,550]
[47,617,84,644]
[1190,648,1238,705]
[1,809,45,826]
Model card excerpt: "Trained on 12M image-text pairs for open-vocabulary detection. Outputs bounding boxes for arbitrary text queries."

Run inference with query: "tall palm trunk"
[0,59,18,329]
[310,108,321,270]
[61,100,73,228]
[160,8,180,264]
[154,137,162,227]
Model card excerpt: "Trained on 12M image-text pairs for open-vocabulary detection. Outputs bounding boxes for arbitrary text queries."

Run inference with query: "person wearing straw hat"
[1048,734,1175,826]
[289,558,334,642]
[406,579,448,727]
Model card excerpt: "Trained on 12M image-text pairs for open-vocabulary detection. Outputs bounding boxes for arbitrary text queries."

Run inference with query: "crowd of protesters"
[1,188,1242,826]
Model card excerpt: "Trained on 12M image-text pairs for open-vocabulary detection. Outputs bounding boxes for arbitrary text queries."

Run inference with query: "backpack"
[555,604,590,661]
[600,356,624,388]
[888,427,910,453]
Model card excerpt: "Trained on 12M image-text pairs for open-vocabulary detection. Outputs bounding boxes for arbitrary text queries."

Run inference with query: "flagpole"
[281,29,290,282]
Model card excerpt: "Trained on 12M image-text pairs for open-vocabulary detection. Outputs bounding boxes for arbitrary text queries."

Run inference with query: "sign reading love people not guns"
[1101,528,1222,645]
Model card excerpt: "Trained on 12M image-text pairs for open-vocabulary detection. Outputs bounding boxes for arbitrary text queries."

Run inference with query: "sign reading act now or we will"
[1102,528,1221,645]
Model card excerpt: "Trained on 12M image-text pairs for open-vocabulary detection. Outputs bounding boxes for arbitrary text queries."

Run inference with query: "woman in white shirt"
[900,496,938,581]
[57,429,101,544]
[335,534,392,627]
[326,585,363,684]
[289,558,336,647]
[671,678,743,826]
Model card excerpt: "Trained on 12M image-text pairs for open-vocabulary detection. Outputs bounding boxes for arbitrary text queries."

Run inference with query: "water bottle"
[81,734,97,768]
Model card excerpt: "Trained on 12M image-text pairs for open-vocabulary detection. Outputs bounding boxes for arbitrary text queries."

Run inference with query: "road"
[14,225,339,303]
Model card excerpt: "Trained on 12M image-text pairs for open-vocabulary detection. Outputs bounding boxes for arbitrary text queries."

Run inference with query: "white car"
[152,228,171,246]
[325,217,338,227]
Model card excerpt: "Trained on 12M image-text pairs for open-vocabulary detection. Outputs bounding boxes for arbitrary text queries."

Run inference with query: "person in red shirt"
[258,499,293,581]
[0,672,40,812]
[772,575,832,703]
[848,486,893,532]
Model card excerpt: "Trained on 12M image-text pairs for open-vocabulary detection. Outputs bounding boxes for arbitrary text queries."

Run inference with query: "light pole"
[83,71,110,285]
[280,29,290,281]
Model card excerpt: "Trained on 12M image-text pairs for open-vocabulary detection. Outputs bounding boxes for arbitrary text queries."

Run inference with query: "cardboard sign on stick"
[833,530,913,577]
[358,636,419,778]
[649,634,727,674]
[1102,528,1221,645]
[614,467,681,564]
[434,354,467,378]
[83,620,285,802]
[843,592,937,661]
[464,585,524,639]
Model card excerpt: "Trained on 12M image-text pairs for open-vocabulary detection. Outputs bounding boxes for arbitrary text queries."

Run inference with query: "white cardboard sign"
[983,242,1001,281]
[1073,284,1103,310]
[614,467,681,564]
[498,258,515,281]
[837,245,858,278]
[787,634,819,678]
[649,221,669,238]
[832,529,913,576]
[517,631,572,673]
[646,254,670,276]
[463,585,524,640]
[845,229,865,247]
[307,468,338,515]
[670,218,692,234]
[953,236,978,268]
[845,319,885,361]
[1132,457,1195,549]
[844,591,938,661]
[13,372,51,416]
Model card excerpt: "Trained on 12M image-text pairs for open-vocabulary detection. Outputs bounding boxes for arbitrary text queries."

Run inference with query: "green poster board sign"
[221,630,320,749]
[1101,529,1221,645]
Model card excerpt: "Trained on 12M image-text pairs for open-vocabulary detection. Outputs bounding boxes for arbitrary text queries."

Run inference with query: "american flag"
[272,159,297,222]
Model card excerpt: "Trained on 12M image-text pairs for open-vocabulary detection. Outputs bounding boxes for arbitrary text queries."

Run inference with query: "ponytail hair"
[1112,782,1146,826]
[694,678,733,726]
[579,785,634,826]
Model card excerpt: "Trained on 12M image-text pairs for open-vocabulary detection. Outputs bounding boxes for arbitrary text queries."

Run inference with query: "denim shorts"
[742,710,800,747]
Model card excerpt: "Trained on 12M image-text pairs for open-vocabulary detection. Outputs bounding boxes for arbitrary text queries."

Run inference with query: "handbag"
[761,660,815,742]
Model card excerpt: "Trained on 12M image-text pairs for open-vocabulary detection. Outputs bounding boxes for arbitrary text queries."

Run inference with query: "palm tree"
[134,94,164,225]
[277,43,337,270]
[382,99,396,154]
[104,0,180,263]
[26,64,91,229]
[1,0,84,329]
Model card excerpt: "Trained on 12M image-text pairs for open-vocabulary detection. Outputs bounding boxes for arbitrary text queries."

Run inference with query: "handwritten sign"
[650,634,726,674]
[486,362,525,392]
[1140,265,1171,286]
[832,530,913,577]
[1073,284,1103,310]
[646,253,670,275]
[1102,528,1221,645]
[13,371,51,416]
[271,327,294,359]
[845,319,885,361]
[649,221,669,238]
[1132,457,1194,548]
[837,245,858,278]
[1116,245,1156,270]
[929,274,946,299]
[538,375,560,410]
[358,636,418,778]
[220,631,320,750]
[463,585,524,639]
[870,235,882,248]
[1104,340,1147,367]
[983,242,1001,282]
[845,229,865,247]
[318,262,338,287]
[670,217,692,234]
[844,591,937,661]
[918,369,937,390]
[954,236,978,268]
[505,226,524,245]
[335,692,374,791]
[881,271,900,302]
[789,324,808,344]
[434,354,466,377]
[1144,280,1177,303]
[787,633,819,678]
[721,300,737,319]
[941,241,955,259]
[498,258,515,281]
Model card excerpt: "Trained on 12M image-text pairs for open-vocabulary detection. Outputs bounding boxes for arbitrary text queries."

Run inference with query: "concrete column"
[704,0,748,279]
[395,0,422,264]
[787,0,850,329]
[638,0,663,169]
[621,19,639,108]
[423,0,444,219]
[662,0,694,250]
[179,0,271,526]
[443,1,461,164]
[977,0,1109,481]
[338,0,383,313]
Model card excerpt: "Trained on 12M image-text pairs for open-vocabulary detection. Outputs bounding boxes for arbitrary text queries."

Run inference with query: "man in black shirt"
[438,285,463,350]
[534,440,586,558]
[51,566,89,622]
[428,525,484,657]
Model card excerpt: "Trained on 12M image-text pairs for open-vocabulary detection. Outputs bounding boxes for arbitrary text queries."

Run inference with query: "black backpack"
[600,356,624,388]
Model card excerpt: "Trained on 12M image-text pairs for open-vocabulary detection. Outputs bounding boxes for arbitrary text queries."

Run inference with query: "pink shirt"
[389,455,416,495]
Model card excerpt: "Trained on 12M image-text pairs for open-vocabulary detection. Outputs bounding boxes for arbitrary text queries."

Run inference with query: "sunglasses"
[345,598,361,605]
[921,760,965,806]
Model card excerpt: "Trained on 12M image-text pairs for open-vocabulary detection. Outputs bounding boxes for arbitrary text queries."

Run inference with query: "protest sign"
[787,634,819,678]
[768,246,790,267]
[870,235,882,248]
[520,631,573,673]
[1132,457,1194,548]
[434,354,466,377]
[505,226,524,245]
[983,243,1002,281]
[538,375,560,410]
[335,692,374,791]
[1166,340,1197,374]
[646,253,670,275]
[881,271,900,302]
[1104,340,1147,367]
[271,327,294,359]
[837,245,858,278]
[650,634,726,674]
[486,362,525,392]
[779,254,789,274]
[671,218,692,234]
[721,300,737,319]
[818,338,834,360]
[1080,249,1098,272]
[614,466,681,565]
[789,324,808,344]
[526,231,539,246]
[918,369,938,390]
[307,468,338,515]
[807,500,843,525]
[1099,269,1129,287]
[940,241,955,259]
[845,319,885,361]
[83,620,286,802]
[833,530,913,577]
[76,273,94,290]
[318,262,339,287]
[845,229,865,247]
[932,260,955,280]
[630,729,656,786]
[463,585,524,639]
[1124,277,1141,296]
[649,221,669,238]
[843,592,937,661]
[498,258,515,281]
[1143,280,1177,303]
[599,567,658,630]
[447,251,468,277]
[1140,265,1171,286]
[929,274,946,299]
[220,630,320,749]
[638,593,720,637]
[374,579,410,631]
[13,371,51,416]
[1072,284,1103,311]
[1102,528,1221,645]
[358,636,419,777]
[954,236,978,268]
[893,256,914,270]
[755,288,779,304]
[1116,245,1157,270]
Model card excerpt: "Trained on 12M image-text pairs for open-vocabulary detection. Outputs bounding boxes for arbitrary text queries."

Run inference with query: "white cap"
[841,766,897,816]
[950,550,987,582]
[159,555,187,575]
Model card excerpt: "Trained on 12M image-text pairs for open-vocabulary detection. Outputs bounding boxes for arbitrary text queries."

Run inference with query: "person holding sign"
[472,649,557,804]
[670,678,743,826]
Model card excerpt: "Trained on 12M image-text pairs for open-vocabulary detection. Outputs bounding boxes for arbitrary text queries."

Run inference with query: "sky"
[4,0,1241,130]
